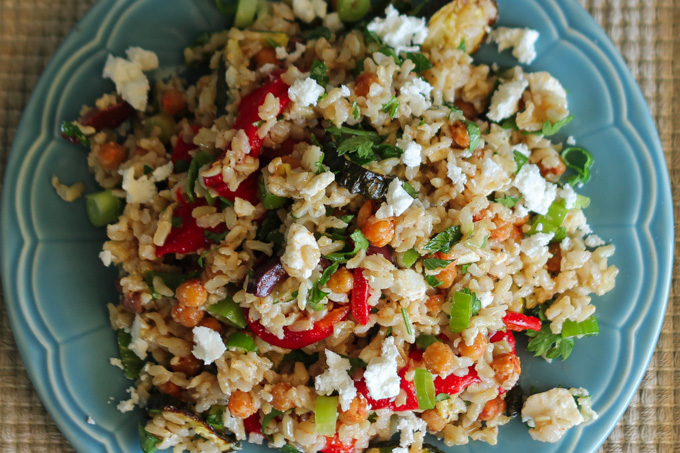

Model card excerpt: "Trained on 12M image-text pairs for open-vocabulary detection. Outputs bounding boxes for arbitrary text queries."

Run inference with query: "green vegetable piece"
[449,289,480,333]
[310,59,330,87]
[464,120,480,152]
[561,317,599,338]
[259,175,288,210]
[337,135,378,165]
[460,263,470,274]
[234,0,258,27]
[401,308,413,336]
[352,101,360,120]
[457,40,466,52]
[500,116,518,130]
[414,369,436,410]
[542,115,573,136]
[423,225,463,253]
[60,121,90,146]
[381,96,400,119]
[144,271,199,297]
[422,258,453,270]
[315,396,338,435]
[186,151,213,202]
[85,190,122,227]
[262,409,285,439]
[337,0,371,22]
[526,324,575,361]
[144,114,176,144]
[307,262,339,310]
[416,334,441,349]
[561,146,594,186]
[401,248,420,268]
[402,182,418,199]
[225,332,258,352]
[435,393,451,402]
[323,230,369,263]
[573,194,591,210]
[281,445,303,453]
[118,330,144,380]
[374,143,403,159]
[205,405,226,431]
[495,196,519,208]
[425,275,442,288]
[139,422,161,453]
[214,0,237,15]
[513,150,528,172]
[338,353,368,373]
[300,26,332,41]
[529,199,568,235]
[406,53,433,75]
[206,297,247,328]
[204,229,228,244]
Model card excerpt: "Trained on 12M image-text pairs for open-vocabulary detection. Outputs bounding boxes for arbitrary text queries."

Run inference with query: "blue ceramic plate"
[1,0,673,452]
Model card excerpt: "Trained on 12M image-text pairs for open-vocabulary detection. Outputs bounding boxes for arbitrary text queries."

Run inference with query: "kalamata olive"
[246,257,288,297]
[80,101,136,130]
[367,245,394,263]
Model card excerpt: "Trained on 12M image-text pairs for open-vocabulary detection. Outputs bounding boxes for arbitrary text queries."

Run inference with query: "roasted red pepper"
[155,197,227,257]
[503,312,542,332]
[355,367,419,412]
[243,413,262,434]
[172,124,201,165]
[322,435,356,453]
[245,305,350,350]
[80,101,136,130]
[433,367,480,395]
[489,330,516,354]
[203,171,260,205]
[350,268,370,325]
[233,74,290,158]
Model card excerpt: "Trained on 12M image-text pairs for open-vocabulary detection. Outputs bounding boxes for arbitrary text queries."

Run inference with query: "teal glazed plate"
[1,0,673,452]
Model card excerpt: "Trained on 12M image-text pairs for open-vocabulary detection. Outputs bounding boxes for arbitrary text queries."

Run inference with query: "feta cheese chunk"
[389,269,428,303]
[396,413,427,447]
[513,163,557,215]
[102,47,159,111]
[364,336,400,400]
[375,179,414,219]
[99,250,113,267]
[447,158,467,186]
[487,71,529,122]
[281,223,321,279]
[314,350,357,411]
[192,326,226,365]
[558,184,577,209]
[520,232,554,258]
[522,388,585,443]
[119,166,157,204]
[399,77,432,116]
[288,77,325,107]
[492,27,540,64]
[585,234,605,248]
[367,5,428,53]
[398,139,422,168]
[128,315,149,360]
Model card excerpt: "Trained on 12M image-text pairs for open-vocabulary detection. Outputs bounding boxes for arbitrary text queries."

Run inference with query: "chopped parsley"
[425,275,443,288]
[60,121,90,146]
[352,101,360,120]
[495,195,520,208]
[422,258,453,270]
[310,59,329,87]
[465,120,481,152]
[381,96,400,119]
[323,229,369,263]
[513,150,529,172]
[423,225,463,253]
[405,52,433,75]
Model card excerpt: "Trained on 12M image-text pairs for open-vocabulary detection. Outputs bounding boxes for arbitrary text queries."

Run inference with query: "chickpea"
[450,121,470,149]
[121,291,143,313]
[478,397,506,421]
[490,353,521,386]
[171,303,204,328]
[354,72,379,97]
[171,355,204,377]
[198,316,223,333]
[490,218,514,242]
[327,267,354,294]
[356,200,374,228]
[176,278,208,308]
[253,47,278,68]
[508,225,523,243]
[339,395,369,424]
[421,409,447,432]
[423,342,455,375]
[436,262,458,289]
[158,381,182,398]
[98,142,127,170]
[361,215,395,248]
[458,333,488,361]
[472,210,489,222]
[161,89,187,117]
[425,294,444,314]
[546,243,561,274]
[228,390,257,419]
[539,158,567,178]
[270,382,295,412]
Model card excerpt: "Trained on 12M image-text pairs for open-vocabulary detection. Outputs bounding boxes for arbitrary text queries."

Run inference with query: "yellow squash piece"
[423,0,498,54]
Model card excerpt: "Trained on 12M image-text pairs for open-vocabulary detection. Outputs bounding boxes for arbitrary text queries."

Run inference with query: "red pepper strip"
[245,305,350,350]
[80,101,136,130]
[503,312,542,332]
[350,268,370,325]
[489,330,516,354]
[433,368,481,395]
[203,171,260,206]
[233,74,290,158]
[172,124,201,164]
[355,367,419,412]
[243,413,262,434]
[155,199,227,257]
[322,435,356,453]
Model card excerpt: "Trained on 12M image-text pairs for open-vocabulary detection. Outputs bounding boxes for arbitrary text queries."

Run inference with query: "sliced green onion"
[562,317,599,338]
[143,114,176,144]
[401,308,413,336]
[315,396,338,435]
[449,290,476,333]
[225,332,257,352]
[529,199,568,235]
[400,248,420,268]
[414,369,436,410]
[118,330,144,380]
[337,0,371,23]
[573,194,591,210]
[416,334,441,349]
[258,175,288,210]
[561,146,594,186]
[86,190,122,227]
[234,0,258,28]
[205,405,226,431]
[206,297,246,328]
[425,275,443,288]
[187,150,213,202]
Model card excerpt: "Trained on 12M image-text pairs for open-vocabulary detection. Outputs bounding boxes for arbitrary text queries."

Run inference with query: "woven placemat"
[0,1,677,452]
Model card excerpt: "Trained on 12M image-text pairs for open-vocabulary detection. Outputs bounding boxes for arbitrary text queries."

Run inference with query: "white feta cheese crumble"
[102,47,159,111]
[292,0,327,23]
[375,179,414,219]
[447,159,467,186]
[192,326,226,365]
[482,157,502,178]
[396,413,427,447]
[315,350,357,411]
[558,184,577,209]
[522,388,585,443]
[364,336,400,400]
[520,233,554,258]
[119,167,157,204]
[117,386,141,413]
[566,135,576,146]
[87,416,96,425]
[585,234,606,248]
[492,27,540,64]
[151,161,173,182]
[513,143,531,157]
[288,77,325,107]
[275,46,288,60]
[367,5,428,53]
[513,163,557,215]
[128,315,149,360]
[399,77,432,116]
[99,250,113,267]
[389,269,428,303]
[281,223,321,279]
[487,72,529,122]
[398,139,422,168]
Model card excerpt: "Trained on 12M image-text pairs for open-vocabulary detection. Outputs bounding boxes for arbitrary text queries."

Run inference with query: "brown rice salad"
[58,0,617,451]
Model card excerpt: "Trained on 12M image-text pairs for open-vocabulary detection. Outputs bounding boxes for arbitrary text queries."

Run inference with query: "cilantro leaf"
[402,181,418,198]
[495,196,519,208]
[381,96,400,119]
[307,262,339,310]
[443,101,463,119]
[323,230,369,263]
[423,225,463,253]
[352,101,360,120]
[457,39,466,52]
[514,150,529,172]
[465,120,481,152]
[299,26,331,41]
[542,115,573,136]
[526,324,575,361]
[500,116,518,130]
[310,59,329,87]
[422,258,453,270]
[204,229,228,244]
[337,135,378,165]
[406,52,433,75]
[425,275,443,288]
[374,143,403,159]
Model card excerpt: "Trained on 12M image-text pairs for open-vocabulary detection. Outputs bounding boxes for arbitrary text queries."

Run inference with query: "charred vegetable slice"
[246,257,289,297]
[422,0,499,53]
[504,384,523,418]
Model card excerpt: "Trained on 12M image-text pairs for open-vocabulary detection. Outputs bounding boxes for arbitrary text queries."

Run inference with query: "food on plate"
[57,0,617,451]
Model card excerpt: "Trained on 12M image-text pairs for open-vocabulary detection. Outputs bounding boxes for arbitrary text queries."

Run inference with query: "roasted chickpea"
[450,120,470,149]
[538,158,567,178]
[356,200,374,228]
[171,303,204,328]
[198,316,222,333]
[490,218,514,242]
[326,267,354,294]
[171,355,204,377]
[161,89,187,116]
[158,381,182,398]
[458,332,488,361]
[425,294,445,314]
[176,278,208,308]
[354,72,379,97]
[270,382,295,412]
[228,390,257,418]
[423,341,455,375]
[339,396,369,424]
[490,353,521,386]
[421,408,447,432]
[509,225,523,242]
[478,397,506,421]
[436,262,458,289]
[361,215,395,248]
[98,142,127,170]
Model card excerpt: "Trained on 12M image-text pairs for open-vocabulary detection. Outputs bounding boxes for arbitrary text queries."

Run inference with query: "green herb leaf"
[443,101,463,119]
[204,229,228,244]
[279,350,319,370]
[422,258,453,270]
[381,96,400,119]
[457,39,466,52]
[300,26,332,41]
[205,405,225,431]
[562,317,599,338]
[526,324,575,360]
[262,409,285,439]
[139,422,161,453]
[308,262,339,310]
[423,225,463,253]
[171,216,182,228]
[513,150,529,173]
[352,101,360,120]
[425,275,443,288]
[327,125,381,141]
[374,143,403,159]
[416,334,441,349]
[460,263,470,274]
[338,353,368,373]
[542,115,573,136]
[465,120,480,152]
[401,308,413,336]
[310,59,330,87]
[337,135,378,165]
[402,181,418,198]
[495,196,519,208]
[60,121,90,146]
[118,330,144,380]
[401,248,420,268]
[406,52,433,75]
[338,214,355,224]
[500,116,518,130]
[323,230,369,263]
[281,445,303,453]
